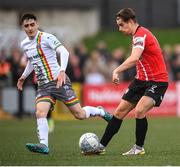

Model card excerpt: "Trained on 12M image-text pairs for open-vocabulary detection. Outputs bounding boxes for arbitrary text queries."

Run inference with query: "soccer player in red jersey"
[97,8,168,155]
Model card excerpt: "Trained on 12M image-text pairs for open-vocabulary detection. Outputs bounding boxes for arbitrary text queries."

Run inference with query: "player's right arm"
[112,33,146,85]
[112,47,143,85]
[17,60,34,91]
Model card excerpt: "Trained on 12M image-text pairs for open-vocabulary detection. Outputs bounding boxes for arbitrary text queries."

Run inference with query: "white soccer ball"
[79,132,100,154]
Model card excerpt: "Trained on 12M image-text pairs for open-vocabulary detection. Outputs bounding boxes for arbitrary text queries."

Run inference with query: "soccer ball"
[79,132,100,154]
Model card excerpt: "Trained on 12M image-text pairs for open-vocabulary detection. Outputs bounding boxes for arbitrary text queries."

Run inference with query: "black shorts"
[122,79,168,107]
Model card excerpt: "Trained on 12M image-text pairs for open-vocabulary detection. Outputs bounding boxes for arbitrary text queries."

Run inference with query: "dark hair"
[20,13,37,25]
[116,8,136,22]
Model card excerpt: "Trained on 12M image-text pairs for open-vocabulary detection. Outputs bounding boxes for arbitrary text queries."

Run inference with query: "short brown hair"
[20,13,37,25]
[116,8,136,22]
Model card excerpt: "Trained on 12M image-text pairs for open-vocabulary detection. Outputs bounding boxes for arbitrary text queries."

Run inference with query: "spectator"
[83,50,108,84]
[74,41,88,70]
[107,47,125,82]
[0,48,11,109]
[96,40,111,63]
[66,48,84,83]
[0,48,11,86]
[171,44,180,80]
[162,44,173,81]
[8,47,24,86]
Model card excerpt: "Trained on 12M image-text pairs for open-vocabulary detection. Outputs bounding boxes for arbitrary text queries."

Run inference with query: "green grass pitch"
[0,117,180,166]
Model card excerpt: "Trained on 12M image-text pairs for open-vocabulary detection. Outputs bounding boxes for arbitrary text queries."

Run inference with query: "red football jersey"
[132,26,168,82]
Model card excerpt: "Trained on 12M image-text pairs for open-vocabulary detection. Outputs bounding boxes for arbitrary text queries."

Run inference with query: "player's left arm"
[112,47,143,85]
[46,34,69,88]
[113,33,146,85]
[56,45,69,88]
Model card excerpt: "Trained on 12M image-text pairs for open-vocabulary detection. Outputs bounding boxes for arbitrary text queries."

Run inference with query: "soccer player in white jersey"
[17,13,112,154]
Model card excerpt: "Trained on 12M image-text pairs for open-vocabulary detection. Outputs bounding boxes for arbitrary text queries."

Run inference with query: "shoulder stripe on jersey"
[54,43,62,50]
[36,32,54,81]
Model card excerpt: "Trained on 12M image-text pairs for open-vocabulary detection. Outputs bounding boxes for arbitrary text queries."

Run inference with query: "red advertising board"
[83,82,177,117]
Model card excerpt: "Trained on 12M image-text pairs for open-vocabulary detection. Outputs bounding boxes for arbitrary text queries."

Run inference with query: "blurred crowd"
[1,41,180,89]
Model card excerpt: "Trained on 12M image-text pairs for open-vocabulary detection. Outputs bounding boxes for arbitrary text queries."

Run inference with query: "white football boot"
[122,144,145,156]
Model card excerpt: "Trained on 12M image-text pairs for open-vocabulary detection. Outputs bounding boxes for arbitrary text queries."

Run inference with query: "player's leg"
[56,76,112,121]
[122,96,154,156]
[99,100,135,150]
[96,79,144,154]
[135,96,154,147]
[68,103,112,122]
[36,101,51,145]
[67,103,86,119]
[47,106,55,133]
[26,97,55,154]
[123,81,168,156]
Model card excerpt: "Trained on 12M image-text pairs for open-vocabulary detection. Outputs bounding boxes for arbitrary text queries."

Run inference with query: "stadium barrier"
[83,82,178,117]
[1,82,179,119]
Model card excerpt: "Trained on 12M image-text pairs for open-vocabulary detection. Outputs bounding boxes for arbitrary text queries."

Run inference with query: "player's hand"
[17,76,25,91]
[56,70,66,88]
[112,70,120,85]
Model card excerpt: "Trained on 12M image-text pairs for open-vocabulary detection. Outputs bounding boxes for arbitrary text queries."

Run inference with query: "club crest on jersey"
[36,44,41,49]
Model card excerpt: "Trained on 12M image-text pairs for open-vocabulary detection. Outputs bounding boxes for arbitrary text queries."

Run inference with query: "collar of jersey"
[28,30,41,41]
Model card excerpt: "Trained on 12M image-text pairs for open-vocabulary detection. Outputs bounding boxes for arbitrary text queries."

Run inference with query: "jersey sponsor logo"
[36,44,41,49]
[134,41,143,47]
[33,63,47,85]
[133,36,145,47]
[29,54,40,61]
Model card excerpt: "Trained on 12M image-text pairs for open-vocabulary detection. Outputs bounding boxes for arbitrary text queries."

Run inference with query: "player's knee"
[69,107,86,120]
[36,109,47,118]
[114,107,129,119]
[135,108,146,118]
[74,114,84,120]
[73,112,85,120]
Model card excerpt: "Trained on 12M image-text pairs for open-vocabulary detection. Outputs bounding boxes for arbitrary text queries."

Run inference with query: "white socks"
[37,118,48,147]
[83,106,105,118]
